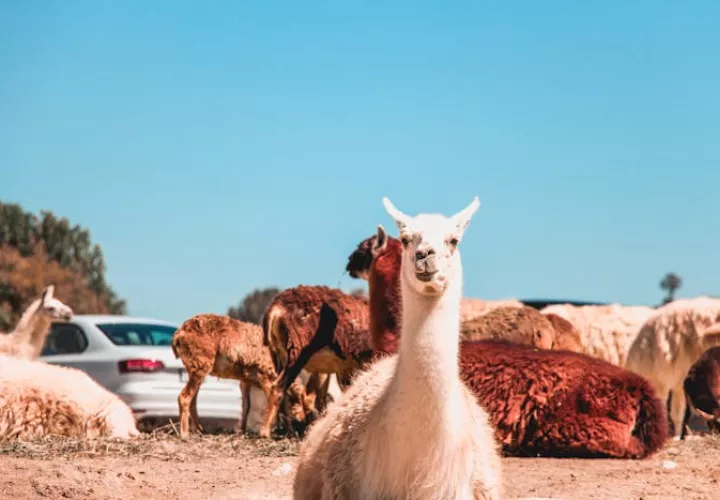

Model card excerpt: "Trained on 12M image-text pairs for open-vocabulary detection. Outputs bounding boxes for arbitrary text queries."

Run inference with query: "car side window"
[42,323,89,356]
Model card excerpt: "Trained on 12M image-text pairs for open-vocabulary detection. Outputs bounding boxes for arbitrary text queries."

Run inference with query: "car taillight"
[118,359,165,374]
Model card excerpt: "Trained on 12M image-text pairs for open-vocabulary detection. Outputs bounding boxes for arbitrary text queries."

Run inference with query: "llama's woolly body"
[295,355,502,499]
[460,305,554,349]
[459,339,667,458]
[541,303,655,366]
[625,297,720,436]
[263,285,372,390]
[460,298,523,322]
[543,313,583,353]
[0,354,138,440]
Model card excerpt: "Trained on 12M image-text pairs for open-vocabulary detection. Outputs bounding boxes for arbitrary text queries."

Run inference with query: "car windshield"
[96,323,177,346]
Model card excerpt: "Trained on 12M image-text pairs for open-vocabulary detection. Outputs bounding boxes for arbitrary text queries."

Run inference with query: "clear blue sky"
[2,1,719,323]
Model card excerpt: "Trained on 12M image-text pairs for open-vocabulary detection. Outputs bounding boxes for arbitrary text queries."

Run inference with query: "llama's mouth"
[415,271,436,282]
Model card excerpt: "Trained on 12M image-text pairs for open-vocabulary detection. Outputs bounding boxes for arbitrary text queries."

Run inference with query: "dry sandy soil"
[0,427,718,500]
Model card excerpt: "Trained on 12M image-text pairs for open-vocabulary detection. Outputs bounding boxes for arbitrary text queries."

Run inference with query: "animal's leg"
[680,400,693,440]
[309,372,331,414]
[239,380,251,433]
[190,390,203,433]
[178,373,205,439]
[670,383,687,439]
[259,377,282,438]
[337,370,354,391]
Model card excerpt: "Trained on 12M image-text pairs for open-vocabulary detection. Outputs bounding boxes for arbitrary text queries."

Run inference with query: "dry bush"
[0,244,112,330]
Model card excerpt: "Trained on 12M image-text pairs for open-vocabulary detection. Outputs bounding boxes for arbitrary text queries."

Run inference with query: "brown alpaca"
[262,285,372,396]
[172,313,300,439]
[353,228,668,458]
[460,305,554,349]
[544,312,583,352]
[680,339,720,439]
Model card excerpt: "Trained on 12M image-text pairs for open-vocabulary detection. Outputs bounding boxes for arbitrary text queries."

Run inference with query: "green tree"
[228,287,281,324]
[660,272,682,305]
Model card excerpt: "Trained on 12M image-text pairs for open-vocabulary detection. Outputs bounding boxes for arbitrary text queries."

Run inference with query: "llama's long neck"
[369,240,402,355]
[11,299,50,356]
[394,263,463,401]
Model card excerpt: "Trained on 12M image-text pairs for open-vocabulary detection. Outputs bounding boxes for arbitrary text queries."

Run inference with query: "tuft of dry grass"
[0,424,301,461]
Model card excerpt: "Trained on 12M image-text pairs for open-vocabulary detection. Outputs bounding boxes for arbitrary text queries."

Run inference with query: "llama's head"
[382,196,480,297]
[35,285,73,322]
[345,235,376,280]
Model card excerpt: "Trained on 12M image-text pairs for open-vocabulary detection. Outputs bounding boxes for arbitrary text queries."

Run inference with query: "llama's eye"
[400,235,411,247]
[448,237,459,247]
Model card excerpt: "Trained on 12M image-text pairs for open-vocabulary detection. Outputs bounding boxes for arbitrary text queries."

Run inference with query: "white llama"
[0,353,139,440]
[0,285,73,360]
[293,197,502,500]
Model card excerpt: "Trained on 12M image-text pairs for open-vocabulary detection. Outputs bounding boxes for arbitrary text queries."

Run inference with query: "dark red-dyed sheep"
[348,227,669,458]
[680,343,720,439]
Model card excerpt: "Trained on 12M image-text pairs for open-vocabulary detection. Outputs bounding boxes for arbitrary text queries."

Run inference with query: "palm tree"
[660,272,682,305]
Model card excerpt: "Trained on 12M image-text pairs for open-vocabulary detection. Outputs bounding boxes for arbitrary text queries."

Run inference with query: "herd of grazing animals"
[0,197,720,496]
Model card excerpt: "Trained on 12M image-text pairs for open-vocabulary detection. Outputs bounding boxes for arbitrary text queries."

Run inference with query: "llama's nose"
[415,247,435,261]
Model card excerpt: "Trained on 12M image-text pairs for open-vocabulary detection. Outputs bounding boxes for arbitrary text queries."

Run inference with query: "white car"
[40,315,243,427]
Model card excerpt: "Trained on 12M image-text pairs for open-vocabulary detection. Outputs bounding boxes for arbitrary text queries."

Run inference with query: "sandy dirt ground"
[0,430,718,500]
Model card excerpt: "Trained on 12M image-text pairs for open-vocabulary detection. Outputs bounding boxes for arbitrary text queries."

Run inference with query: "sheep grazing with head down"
[294,196,502,500]
[625,297,720,437]
[354,227,668,459]
[172,313,319,439]
[0,285,73,360]
[680,333,720,439]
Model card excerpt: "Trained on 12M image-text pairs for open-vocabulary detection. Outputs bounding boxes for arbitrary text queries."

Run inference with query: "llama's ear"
[41,285,55,303]
[382,197,412,232]
[372,225,388,258]
[450,196,481,235]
